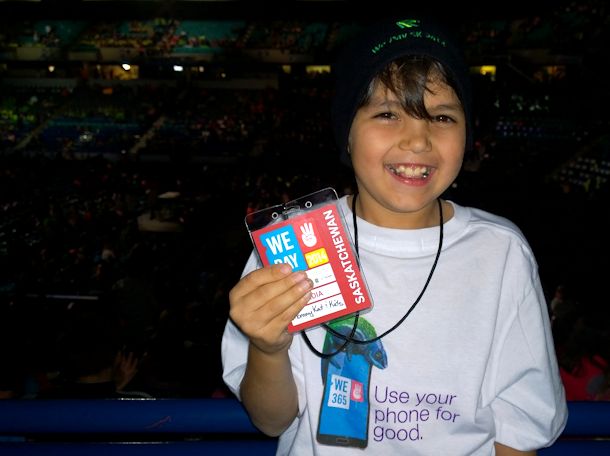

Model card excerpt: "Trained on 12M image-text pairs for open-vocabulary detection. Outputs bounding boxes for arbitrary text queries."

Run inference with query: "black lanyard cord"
[302,194,444,357]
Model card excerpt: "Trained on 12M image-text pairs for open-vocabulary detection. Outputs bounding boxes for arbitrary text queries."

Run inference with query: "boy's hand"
[229,263,312,355]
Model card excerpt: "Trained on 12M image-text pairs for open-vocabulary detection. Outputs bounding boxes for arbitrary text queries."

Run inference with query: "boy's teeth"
[391,165,430,178]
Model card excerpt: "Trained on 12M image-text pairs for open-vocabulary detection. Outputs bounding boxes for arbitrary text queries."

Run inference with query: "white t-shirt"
[222,196,568,455]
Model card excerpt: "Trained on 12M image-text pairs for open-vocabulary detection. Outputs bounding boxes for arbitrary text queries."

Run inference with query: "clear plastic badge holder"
[245,187,373,333]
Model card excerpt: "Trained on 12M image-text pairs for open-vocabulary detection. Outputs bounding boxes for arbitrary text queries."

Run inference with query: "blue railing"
[0,399,608,455]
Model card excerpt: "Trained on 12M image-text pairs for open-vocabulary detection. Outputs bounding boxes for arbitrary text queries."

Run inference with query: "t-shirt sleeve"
[221,251,260,399]
[491,271,568,450]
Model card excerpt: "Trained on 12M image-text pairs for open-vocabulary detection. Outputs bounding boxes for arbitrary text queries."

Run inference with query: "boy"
[222,16,567,455]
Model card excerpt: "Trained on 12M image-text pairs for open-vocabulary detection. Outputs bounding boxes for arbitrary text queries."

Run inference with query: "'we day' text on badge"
[251,204,372,332]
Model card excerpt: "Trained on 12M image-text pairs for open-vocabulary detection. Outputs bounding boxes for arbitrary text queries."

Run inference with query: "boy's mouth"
[387,164,431,179]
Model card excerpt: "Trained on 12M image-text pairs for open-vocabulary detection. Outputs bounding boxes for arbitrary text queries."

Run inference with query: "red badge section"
[251,203,372,332]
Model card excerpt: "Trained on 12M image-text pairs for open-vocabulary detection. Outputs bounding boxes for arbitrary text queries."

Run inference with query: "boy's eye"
[434,115,455,123]
[375,111,397,120]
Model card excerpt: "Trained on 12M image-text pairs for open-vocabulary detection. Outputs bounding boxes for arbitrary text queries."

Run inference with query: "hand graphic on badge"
[300,222,317,247]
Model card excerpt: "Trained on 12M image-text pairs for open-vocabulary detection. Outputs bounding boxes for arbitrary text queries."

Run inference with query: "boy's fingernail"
[297,277,313,291]
[292,271,307,282]
[278,263,292,274]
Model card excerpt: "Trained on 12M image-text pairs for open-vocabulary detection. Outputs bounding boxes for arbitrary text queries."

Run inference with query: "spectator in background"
[549,284,579,347]
[553,286,610,401]
[0,365,24,400]
[40,308,151,399]
[111,242,161,357]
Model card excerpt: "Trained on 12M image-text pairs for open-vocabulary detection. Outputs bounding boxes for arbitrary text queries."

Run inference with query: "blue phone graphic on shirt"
[317,351,371,447]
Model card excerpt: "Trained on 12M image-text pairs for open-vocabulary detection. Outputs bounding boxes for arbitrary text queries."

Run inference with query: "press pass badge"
[245,188,373,333]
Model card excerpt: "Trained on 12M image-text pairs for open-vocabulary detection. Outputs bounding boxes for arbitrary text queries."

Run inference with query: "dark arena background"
[0,0,609,409]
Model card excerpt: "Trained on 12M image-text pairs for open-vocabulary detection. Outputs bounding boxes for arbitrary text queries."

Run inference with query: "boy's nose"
[398,120,431,154]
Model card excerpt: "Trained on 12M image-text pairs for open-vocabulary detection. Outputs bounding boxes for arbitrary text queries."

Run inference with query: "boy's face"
[348,77,466,228]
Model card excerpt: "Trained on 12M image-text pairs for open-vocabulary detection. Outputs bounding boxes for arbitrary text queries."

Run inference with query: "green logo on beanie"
[396,19,420,29]
[370,19,447,55]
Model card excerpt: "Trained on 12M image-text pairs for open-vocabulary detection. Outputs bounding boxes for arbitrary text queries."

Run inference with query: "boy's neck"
[349,194,453,229]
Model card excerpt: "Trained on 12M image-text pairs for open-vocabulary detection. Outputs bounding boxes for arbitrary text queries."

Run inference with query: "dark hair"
[358,56,461,124]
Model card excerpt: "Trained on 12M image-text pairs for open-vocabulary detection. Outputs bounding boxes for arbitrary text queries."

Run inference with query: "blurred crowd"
[0,0,609,400]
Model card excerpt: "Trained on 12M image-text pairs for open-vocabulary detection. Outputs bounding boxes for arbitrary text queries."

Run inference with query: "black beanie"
[331,17,473,167]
